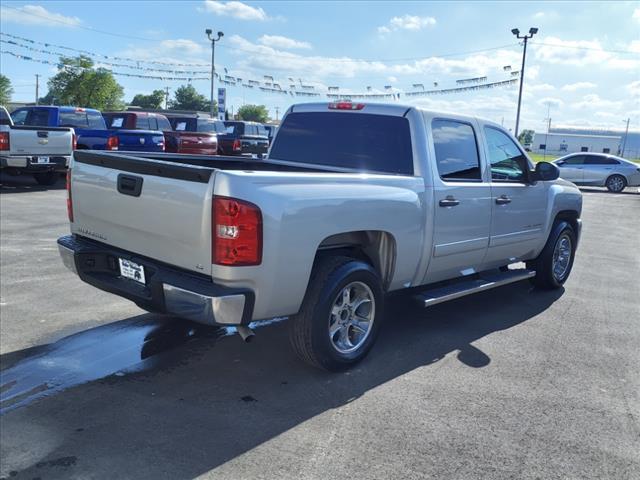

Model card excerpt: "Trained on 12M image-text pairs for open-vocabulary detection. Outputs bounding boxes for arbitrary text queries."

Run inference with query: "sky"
[1,0,639,133]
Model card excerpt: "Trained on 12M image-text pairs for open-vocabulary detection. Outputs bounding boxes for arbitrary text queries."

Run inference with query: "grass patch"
[528,153,559,163]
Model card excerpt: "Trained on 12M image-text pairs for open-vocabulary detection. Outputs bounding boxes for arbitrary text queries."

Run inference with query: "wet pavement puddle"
[0,316,285,414]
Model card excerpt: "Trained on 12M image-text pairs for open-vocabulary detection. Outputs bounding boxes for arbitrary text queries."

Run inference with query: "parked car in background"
[263,124,278,145]
[219,121,269,156]
[553,152,640,192]
[1,106,75,185]
[11,106,164,153]
[58,101,583,371]
[102,111,169,153]
[163,114,224,155]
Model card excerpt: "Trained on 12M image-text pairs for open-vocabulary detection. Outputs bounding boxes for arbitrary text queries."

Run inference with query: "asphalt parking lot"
[1,173,639,480]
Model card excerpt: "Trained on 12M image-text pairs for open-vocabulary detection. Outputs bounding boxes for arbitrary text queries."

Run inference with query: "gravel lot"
[1,173,639,480]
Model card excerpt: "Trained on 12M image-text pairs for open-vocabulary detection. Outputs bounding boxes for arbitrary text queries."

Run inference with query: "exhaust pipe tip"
[236,325,255,343]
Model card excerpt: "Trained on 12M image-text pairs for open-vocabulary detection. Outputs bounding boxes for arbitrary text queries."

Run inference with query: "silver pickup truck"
[0,106,75,185]
[58,102,582,371]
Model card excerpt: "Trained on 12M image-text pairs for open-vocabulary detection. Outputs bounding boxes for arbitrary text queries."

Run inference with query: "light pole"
[511,27,538,137]
[205,28,224,118]
[621,118,630,157]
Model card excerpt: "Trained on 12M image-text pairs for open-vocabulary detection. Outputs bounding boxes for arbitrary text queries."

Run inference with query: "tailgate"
[70,151,214,274]
[10,126,72,156]
[116,130,165,152]
[178,132,217,153]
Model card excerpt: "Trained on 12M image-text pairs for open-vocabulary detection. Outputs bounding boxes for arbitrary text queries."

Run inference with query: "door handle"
[495,195,512,205]
[439,196,460,207]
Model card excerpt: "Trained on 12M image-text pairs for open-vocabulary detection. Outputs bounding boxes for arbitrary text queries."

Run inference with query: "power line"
[529,41,637,55]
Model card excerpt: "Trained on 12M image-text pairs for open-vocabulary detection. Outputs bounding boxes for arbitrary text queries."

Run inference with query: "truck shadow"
[0,282,563,479]
[0,172,65,193]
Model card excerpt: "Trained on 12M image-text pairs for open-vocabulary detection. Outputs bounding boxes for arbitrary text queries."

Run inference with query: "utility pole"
[511,27,538,137]
[164,86,170,110]
[275,106,280,122]
[621,118,630,157]
[35,74,40,105]
[205,29,224,118]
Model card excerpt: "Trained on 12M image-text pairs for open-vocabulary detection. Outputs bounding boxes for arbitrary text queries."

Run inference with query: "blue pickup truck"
[10,106,165,152]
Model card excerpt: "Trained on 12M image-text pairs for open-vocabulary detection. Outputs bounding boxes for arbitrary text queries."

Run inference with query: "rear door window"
[157,116,172,131]
[10,110,28,125]
[135,116,150,130]
[88,112,106,129]
[0,108,12,125]
[431,119,482,181]
[25,109,51,126]
[585,156,619,165]
[270,112,414,174]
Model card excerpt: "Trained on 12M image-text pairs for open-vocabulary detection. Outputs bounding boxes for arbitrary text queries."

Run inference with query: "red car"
[102,111,221,156]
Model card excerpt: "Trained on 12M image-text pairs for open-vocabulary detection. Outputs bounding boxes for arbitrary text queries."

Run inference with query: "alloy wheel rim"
[552,233,572,281]
[608,176,624,192]
[328,281,375,354]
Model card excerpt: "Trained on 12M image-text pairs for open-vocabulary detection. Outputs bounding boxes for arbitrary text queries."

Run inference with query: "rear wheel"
[605,174,626,193]
[289,256,384,371]
[527,221,576,289]
[33,171,59,186]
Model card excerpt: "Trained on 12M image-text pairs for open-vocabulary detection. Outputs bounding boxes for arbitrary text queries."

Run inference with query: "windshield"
[269,112,414,174]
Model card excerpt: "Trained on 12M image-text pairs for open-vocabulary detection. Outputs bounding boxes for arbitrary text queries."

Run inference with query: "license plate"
[33,156,50,164]
[118,258,146,284]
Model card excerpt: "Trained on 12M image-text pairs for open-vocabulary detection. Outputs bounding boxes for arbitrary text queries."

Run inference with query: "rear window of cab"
[269,112,414,175]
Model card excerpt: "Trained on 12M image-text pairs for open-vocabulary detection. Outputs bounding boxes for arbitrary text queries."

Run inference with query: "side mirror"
[531,161,560,182]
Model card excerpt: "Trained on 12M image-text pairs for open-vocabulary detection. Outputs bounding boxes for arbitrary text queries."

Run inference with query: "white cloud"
[378,14,436,34]
[633,8,640,23]
[159,39,205,55]
[202,1,269,21]
[533,11,546,19]
[227,34,522,80]
[561,82,596,92]
[0,4,81,27]
[258,35,311,50]
[572,94,623,111]
[534,36,639,70]
[538,97,564,108]
[387,76,398,83]
[528,83,555,92]
[627,80,640,97]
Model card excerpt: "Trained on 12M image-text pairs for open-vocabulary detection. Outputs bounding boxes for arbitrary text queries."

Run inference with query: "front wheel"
[527,221,577,290]
[33,171,59,186]
[289,256,384,371]
[606,174,626,193]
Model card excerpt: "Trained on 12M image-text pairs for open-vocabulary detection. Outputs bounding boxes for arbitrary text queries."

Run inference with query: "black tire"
[526,221,576,290]
[289,256,384,371]
[33,171,59,186]
[605,174,626,193]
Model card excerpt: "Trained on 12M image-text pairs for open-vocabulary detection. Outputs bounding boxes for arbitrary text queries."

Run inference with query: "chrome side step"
[414,269,536,308]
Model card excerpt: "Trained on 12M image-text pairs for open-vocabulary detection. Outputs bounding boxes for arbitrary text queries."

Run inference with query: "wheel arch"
[315,230,397,291]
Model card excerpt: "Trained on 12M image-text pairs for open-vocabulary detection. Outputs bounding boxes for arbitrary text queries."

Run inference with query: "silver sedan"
[553,153,640,192]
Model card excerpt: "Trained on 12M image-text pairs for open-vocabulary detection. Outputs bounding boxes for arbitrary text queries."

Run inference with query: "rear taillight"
[213,196,262,266]
[0,132,9,151]
[232,139,241,152]
[66,169,73,222]
[72,133,77,150]
[106,136,119,150]
[328,102,365,110]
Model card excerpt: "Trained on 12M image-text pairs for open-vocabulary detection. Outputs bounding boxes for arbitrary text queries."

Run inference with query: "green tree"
[169,84,214,112]
[518,129,535,145]
[0,74,13,105]
[130,89,166,109]
[43,55,124,109]
[237,104,269,123]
